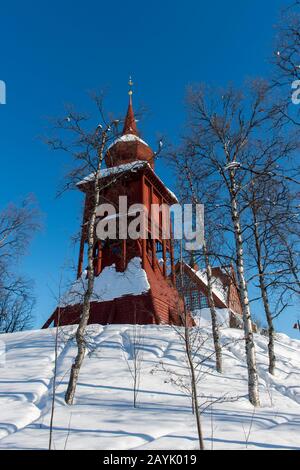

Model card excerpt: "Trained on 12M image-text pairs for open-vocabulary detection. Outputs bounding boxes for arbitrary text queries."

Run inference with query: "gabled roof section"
[175,262,229,308]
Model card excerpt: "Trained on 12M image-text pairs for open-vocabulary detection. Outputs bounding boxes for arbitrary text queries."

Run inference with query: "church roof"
[107,133,149,151]
[77,160,178,203]
[176,261,229,308]
[77,161,147,185]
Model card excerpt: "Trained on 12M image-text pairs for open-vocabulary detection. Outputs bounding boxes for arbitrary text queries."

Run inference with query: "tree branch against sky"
[0,197,40,333]
[171,79,298,404]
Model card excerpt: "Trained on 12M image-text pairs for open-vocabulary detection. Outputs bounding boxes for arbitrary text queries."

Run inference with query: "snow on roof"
[77,161,147,185]
[60,257,150,307]
[191,268,228,305]
[165,186,178,203]
[77,160,179,202]
[107,133,149,151]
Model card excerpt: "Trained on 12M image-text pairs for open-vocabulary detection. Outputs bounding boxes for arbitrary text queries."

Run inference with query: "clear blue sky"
[0,0,298,338]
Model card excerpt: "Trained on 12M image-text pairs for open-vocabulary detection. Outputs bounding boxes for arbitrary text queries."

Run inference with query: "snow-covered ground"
[0,319,299,450]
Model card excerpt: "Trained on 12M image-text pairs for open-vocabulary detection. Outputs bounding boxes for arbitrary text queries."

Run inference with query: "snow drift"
[0,321,299,450]
[60,257,150,307]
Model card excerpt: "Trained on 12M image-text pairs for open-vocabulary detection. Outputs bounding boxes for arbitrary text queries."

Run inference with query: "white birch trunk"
[203,240,223,374]
[179,243,205,449]
[229,172,260,407]
[65,132,107,405]
[252,215,276,375]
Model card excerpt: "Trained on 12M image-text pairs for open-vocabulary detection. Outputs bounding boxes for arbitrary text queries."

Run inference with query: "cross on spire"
[128,76,133,103]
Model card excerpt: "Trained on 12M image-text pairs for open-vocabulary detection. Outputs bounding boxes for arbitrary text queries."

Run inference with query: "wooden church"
[43,89,190,328]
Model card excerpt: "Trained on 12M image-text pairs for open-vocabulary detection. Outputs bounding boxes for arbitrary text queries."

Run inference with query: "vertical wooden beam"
[122,239,127,271]
[77,235,85,279]
[141,174,147,269]
[169,226,176,285]
[150,184,156,269]
[162,239,167,278]
[77,197,88,279]
[95,240,102,276]
[151,239,156,270]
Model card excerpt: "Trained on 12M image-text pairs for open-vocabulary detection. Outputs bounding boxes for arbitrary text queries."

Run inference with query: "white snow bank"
[193,308,231,328]
[0,324,299,450]
[77,161,147,185]
[61,257,150,307]
[193,308,243,330]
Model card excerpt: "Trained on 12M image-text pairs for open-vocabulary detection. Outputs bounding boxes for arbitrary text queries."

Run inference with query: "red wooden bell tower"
[43,90,190,328]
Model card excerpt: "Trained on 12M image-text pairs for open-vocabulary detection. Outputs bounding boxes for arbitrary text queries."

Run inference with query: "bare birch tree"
[272,1,300,127]
[247,181,277,375]
[240,130,300,375]
[274,1,300,88]
[179,81,299,385]
[178,243,205,449]
[0,196,40,333]
[64,124,111,405]
[45,94,123,404]
[48,277,64,450]
[202,240,223,374]
[0,276,35,333]
[171,81,281,406]
[181,166,223,374]
[123,321,144,408]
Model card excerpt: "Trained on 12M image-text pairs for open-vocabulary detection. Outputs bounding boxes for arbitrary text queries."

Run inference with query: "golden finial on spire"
[128,76,133,98]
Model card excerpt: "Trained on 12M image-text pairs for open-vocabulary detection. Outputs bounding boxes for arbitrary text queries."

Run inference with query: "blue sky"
[0,0,298,338]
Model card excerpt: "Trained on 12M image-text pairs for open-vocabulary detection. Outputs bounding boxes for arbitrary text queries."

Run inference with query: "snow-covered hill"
[0,321,299,450]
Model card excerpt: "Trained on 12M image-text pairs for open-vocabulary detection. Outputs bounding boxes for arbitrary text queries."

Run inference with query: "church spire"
[122,76,138,136]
